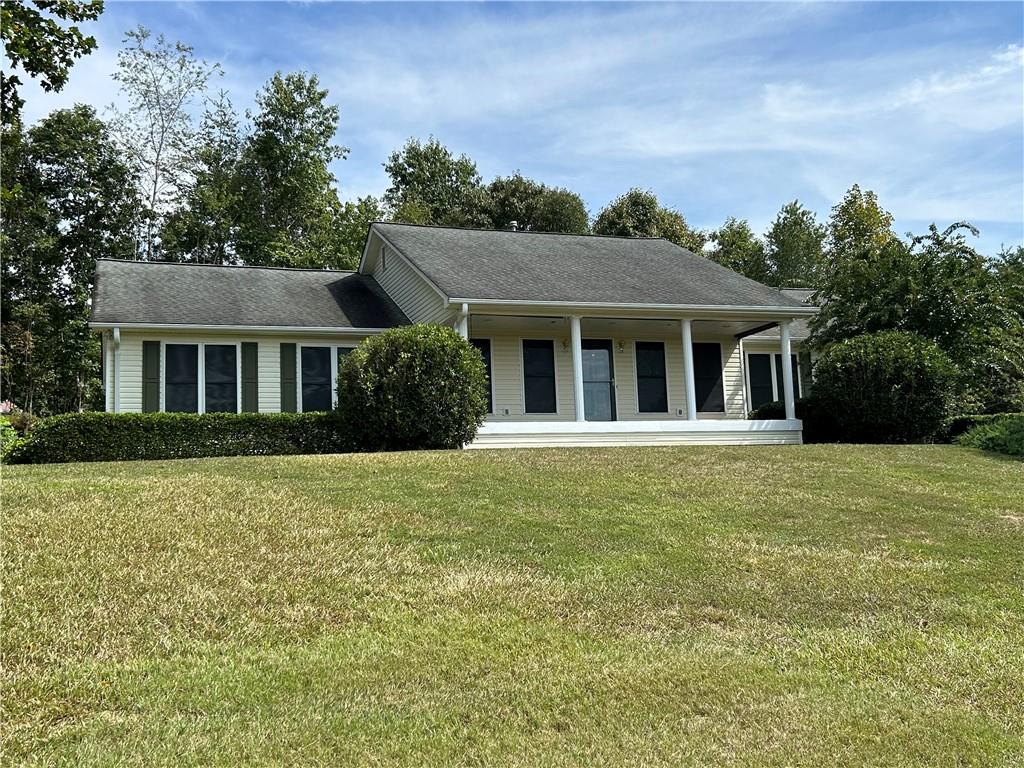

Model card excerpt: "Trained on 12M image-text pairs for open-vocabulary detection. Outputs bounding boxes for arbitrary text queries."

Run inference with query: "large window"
[165,344,199,412]
[204,345,237,413]
[522,340,556,414]
[470,338,493,413]
[692,342,725,413]
[635,341,668,413]
[301,346,333,412]
[747,352,800,410]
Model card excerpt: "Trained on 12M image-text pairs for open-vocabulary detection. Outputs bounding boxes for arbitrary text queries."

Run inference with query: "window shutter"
[142,341,160,412]
[280,343,296,412]
[241,343,259,412]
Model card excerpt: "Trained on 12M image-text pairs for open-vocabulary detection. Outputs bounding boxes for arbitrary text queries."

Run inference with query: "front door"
[582,339,616,421]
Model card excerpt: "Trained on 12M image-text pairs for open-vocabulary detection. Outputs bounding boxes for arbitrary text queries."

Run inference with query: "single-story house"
[90,223,817,447]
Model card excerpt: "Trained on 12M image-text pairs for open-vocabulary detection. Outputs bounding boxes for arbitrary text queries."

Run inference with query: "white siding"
[113,330,374,413]
[369,243,452,325]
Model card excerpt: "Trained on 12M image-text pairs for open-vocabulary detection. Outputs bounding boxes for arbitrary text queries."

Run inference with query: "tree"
[1,0,103,123]
[234,71,349,268]
[764,200,826,287]
[705,217,770,283]
[383,137,486,227]
[811,222,1024,413]
[1,106,140,415]
[109,26,220,259]
[161,91,243,264]
[334,196,385,269]
[827,184,895,258]
[592,189,705,252]
[483,172,588,233]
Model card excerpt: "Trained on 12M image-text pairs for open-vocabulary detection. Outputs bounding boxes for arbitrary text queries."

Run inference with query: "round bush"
[338,324,489,451]
[812,331,956,443]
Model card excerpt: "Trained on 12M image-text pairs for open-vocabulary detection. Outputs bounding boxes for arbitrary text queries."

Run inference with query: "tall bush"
[338,324,489,451]
[812,331,956,443]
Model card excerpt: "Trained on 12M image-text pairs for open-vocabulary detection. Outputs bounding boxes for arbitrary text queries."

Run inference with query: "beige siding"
[486,332,576,421]
[112,330,373,413]
[370,243,452,325]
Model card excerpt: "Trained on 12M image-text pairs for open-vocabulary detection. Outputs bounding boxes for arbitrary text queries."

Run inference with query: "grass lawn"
[3,445,1022,766]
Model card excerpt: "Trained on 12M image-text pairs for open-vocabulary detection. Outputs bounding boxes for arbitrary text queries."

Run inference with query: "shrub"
[0,421,23,463]
[338,324,489,451]
[938,412,1024,443]
[5,411,351,464]
[812,331,956,443]
[747,398,841,444]
[956,414,1024,458]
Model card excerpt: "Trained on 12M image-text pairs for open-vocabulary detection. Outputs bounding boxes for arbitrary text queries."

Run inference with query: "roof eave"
[448,298,818,318]
[88,322,396,335]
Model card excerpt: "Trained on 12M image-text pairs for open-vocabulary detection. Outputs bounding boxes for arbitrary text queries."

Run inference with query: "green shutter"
[280,343,296,412]
[241,342,259,412]
[142,341,160,412]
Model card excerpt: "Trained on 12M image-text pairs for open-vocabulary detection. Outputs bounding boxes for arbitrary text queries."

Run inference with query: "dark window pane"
[636,342,668,413]
[748,354,774,410]
[774,353,801,400]
[583,381,613,421]
[301,346,332,412]
[522,340,556,413]
[693,342,725,412]
[165,344,198,413]
[204,345,237,413]
[470,339,492,413]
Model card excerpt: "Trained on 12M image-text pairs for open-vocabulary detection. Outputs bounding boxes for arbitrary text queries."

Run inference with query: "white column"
[780,319,796,420]
[681,318,697,420]
[112,327,121,413]
[457,302,469,339]
[570,315,585,421]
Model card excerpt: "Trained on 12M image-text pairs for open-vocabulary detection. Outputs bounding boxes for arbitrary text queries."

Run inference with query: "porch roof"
[371,222,810,311]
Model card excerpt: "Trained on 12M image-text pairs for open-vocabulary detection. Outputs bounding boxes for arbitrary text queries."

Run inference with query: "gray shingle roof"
[91,259,409,328]
[372,223,809,310]
[748,289,816,339]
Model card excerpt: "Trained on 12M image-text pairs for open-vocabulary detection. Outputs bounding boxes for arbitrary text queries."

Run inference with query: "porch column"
[780,319,796,420]
[570,315,585,421]
[681,318,697,420]
[457,302,469,339]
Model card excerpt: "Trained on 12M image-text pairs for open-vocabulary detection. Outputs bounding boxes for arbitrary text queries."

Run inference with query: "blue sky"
[18,1,1024,255]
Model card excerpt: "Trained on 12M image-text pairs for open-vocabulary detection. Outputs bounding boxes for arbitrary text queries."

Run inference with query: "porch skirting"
[467,419,803,449]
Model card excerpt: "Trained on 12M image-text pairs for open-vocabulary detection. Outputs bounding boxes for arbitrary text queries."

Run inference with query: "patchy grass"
[2,445,1022,766]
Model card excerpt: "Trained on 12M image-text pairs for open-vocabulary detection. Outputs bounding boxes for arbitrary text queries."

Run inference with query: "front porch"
[453,307,805,448]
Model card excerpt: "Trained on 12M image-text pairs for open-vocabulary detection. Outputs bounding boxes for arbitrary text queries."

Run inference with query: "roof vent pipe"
[509,221,518,231]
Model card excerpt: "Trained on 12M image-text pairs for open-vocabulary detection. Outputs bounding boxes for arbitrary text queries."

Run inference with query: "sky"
[14,1,1024,255]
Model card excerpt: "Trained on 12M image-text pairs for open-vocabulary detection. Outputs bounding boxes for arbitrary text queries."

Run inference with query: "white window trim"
[743,350,802,408]
[297,344,356,413]
[469,336,495,415]
[632,340,671,416]
[519,338,560,416]
[159,340,242,414]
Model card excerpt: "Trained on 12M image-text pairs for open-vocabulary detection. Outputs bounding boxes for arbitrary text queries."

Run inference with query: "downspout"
[112,327,121,413]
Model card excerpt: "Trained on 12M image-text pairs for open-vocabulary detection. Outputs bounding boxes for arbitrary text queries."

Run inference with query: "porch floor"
[468,419,803,448]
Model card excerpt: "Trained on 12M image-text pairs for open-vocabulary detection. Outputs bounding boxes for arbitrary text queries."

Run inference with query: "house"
[90,223,817,447]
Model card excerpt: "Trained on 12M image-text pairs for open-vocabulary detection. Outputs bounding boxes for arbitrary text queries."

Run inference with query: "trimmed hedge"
[338,324,489,451]
[5,412,351,464]
[956,414,1024,458]
[747,398,841,444]
[939,412,1024,443]
[812,331,956,443]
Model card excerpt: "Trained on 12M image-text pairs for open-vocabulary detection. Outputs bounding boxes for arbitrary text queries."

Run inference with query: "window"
[522,340,556,414]
[470,338,493,413]
[165,344,199,412]
[204,344,237,413]
[635,341,668,413]
[692,342,725,413]
[301,346,333,412]
[774,353,801,400]
[747,352,800,410]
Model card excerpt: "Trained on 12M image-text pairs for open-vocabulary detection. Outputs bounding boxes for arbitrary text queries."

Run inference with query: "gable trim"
[361,224,452,305]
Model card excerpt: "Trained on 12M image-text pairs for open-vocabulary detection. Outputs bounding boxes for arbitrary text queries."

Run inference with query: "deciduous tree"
[706,217,770,283]
[383,137,486,227]
[592,188,705,252]
[483,172,588,233]
[764,200,826,287]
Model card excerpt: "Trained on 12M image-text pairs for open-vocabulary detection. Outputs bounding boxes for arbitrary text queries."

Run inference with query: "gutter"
[89,323,394,335]
[448,298,818,317]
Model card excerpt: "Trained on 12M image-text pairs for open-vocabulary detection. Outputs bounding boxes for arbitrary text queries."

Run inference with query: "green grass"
[3,445,1022,766]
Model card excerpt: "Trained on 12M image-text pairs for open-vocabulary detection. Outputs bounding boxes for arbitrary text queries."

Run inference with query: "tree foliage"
[483,172,588,233]
[1,0,103,123]
[706,217,770,283]
[1,106,140,414]
[827,183,895,258]
[234,72,349,268]
[592,188,705,252]
[383,137,486,227]
[108,26,220,259]
[334,195,385,269]
[764,200,826,287]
